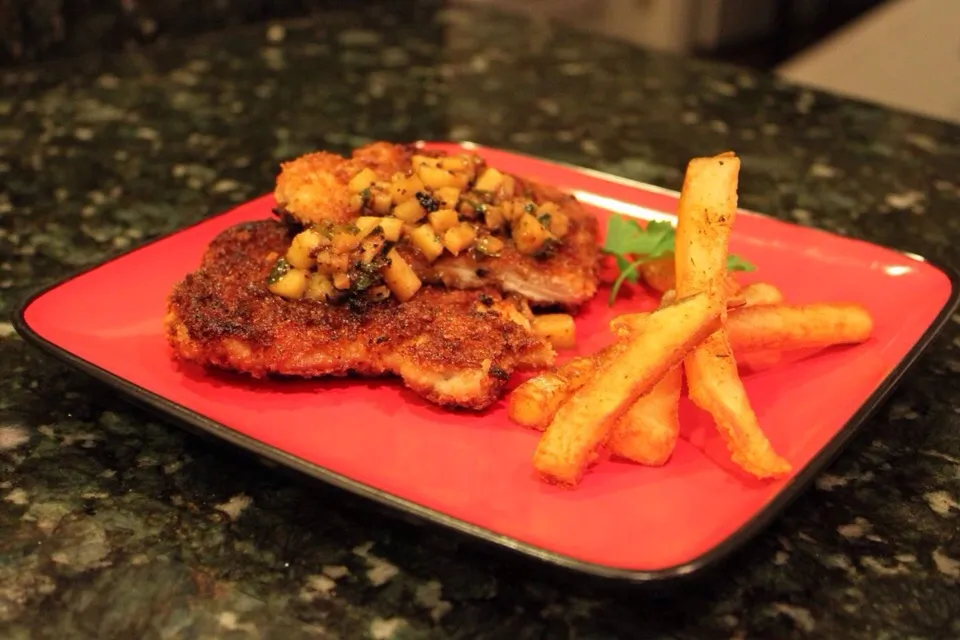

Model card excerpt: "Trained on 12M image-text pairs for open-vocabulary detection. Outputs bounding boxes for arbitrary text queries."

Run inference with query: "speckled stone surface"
[2,3,960,638]
[0,0,354,66]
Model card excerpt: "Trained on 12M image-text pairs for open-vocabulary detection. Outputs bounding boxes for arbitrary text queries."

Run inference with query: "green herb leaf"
[608,258,647,306]
[602,214,756,305]
[603,215,670,257]
[726,254,756,272]
[613,254,638,283]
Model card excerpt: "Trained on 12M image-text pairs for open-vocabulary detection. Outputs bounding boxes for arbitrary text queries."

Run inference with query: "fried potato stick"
[606,295,683,466]
[641,254,741,298]
[533,292,723,486]
[727,303,873,354]
[508,352,607,430]
[675,153,791,480]
[738,282,784,307]
[606,364,682,466]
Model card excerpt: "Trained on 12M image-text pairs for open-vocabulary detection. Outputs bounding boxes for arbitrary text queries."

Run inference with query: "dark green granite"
[2,3,960,638]
[0,0,367,66]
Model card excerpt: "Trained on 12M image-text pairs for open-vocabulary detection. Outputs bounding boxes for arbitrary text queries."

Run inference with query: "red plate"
[14,143,959,582]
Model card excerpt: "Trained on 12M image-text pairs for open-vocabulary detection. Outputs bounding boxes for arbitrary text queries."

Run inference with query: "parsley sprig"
[602,215,756,305]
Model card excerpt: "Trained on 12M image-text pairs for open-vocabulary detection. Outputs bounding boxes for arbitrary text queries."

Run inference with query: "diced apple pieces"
[474,167,503,192]
[381,249,422,302]
[348,168,377,193]
[393,199,426,223]
[285,229,324,269]
[269,267,308,299]
[378,217,404,242]
[417,165,460,190]
[443,223,477,256]
[428,208,459,232]
[304,273,335,301]
[409,224,444,261]
[390,175,426,205]
[512,213,551,255]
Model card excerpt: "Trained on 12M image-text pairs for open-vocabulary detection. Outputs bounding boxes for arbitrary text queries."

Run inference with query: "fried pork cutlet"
[166,220,555,410]
[273,142,600,308]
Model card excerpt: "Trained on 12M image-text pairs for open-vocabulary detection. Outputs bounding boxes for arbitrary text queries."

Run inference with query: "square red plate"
[14,142,959,583]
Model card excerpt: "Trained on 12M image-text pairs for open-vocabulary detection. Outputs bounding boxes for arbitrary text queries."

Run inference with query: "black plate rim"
[11,152,960,585]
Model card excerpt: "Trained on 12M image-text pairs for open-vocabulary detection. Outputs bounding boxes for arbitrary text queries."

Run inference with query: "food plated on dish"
[165,143,875,487]
[19,140,954,577]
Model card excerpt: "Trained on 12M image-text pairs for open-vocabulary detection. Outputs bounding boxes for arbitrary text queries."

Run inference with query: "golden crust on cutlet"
[274,142,416,226]
[166,220,555,410]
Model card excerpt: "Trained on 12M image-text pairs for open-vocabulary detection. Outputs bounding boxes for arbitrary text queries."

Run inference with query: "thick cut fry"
[607,293,683,465]
[607,365,682,466]
[641,254,741,298]
[533,292,723,486]
[508,354,603,430]
[685,332,791,478]
[738,282,784,307]
[727,303,873,354]
[675,153,791,479]
[674,153,740,302]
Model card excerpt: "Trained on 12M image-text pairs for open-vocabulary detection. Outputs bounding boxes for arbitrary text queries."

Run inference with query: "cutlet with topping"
[271,142,600,308]
[165,143,601,409]
[166,221,554,410]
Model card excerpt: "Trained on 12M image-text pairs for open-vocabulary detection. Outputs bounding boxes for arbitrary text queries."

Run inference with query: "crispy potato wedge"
[675,153,791,479]
[533,292,723,486]
[508,354,603,430]
[727,303,873,354]
[607,365,682,466]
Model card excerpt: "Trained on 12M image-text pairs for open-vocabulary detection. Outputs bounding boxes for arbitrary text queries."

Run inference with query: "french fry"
[674,152,740,303]
[675,152,791,480]
[533,292,723,486]
[685,332,791,477]
[641,254,741,298]
[727,303,873,354]
[508,354,604,430]
[606,365,682,466]
[607,296,683,466]
[738,282,784,307]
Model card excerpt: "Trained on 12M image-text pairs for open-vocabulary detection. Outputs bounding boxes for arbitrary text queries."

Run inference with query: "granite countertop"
[2,2,960,638]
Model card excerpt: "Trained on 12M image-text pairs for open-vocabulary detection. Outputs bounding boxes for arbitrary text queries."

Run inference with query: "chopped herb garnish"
[478,293,494,306]
[523,203,537,214]
[415,191,440,212]
[266,257,292,285]
[537,213,552,229]
[359,187,372,208]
